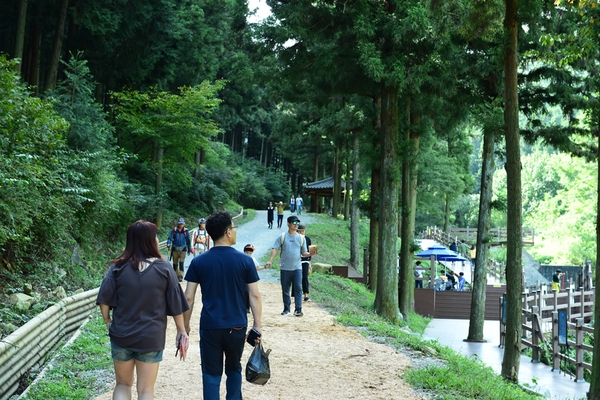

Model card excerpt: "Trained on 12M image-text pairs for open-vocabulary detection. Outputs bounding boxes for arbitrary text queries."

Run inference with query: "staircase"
[420,226,506,285]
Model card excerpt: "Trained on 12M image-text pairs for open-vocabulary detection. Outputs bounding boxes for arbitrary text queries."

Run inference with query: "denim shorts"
[110,340,163,363]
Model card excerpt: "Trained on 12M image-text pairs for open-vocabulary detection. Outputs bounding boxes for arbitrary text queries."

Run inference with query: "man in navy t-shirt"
[184,211,262,400]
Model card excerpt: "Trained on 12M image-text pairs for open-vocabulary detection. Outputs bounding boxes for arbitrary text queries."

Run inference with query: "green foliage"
[22,313,112,400]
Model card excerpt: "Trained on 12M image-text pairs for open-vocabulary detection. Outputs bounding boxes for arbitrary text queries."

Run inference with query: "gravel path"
[180,210,317,284]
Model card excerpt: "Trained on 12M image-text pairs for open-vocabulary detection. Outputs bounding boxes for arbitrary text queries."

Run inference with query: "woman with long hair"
[97,220,189,400]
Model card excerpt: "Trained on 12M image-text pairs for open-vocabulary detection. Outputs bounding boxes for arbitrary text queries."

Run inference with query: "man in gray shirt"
[265,215,312,316]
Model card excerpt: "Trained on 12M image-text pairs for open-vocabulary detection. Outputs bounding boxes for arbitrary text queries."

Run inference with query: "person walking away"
[295,195,304,215]
[469,244,476,268]
[167,218,191,282]
[414,261,423,289]
[276,201,286,228]
[458,272,466,291]
[183,212,263,400]
[97,220,190,400]
[552,269,564,292]
[243,244,265,313]
[289,194,296,214]
[267,201,275,229]
[297,224,312,301]
[265,215,314,316]
[449,241,458,253]
[192,218,210,255]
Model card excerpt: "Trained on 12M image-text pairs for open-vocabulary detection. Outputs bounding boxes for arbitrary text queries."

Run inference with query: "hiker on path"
[267,201,275,229]
[295,195,304,215]
[192,218,210,255]
[167,218,192,282]
[97,220,190,400]
[289,194,296,214]
[276,201,286,228]
[297,224,312,301]
[265,215,314,317]
[184,211,263,400]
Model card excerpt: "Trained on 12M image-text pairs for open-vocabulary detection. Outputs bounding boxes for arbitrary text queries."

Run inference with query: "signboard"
[558,311,567,346]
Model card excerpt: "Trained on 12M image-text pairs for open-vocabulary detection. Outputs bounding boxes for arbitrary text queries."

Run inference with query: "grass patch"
[22,311,113,400]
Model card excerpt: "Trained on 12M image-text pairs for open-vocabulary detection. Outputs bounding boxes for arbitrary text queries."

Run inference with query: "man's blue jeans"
[200,328,245,400]
[280,269,303,311]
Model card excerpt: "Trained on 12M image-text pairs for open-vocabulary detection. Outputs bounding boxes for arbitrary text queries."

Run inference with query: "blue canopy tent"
[416,245,468,262]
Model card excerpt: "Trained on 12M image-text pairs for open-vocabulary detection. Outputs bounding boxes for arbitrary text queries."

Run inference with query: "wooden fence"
[499,286,595,383]
[0,209,244,400]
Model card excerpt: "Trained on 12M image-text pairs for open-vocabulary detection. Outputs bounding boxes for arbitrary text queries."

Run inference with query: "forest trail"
[94,211,422,400]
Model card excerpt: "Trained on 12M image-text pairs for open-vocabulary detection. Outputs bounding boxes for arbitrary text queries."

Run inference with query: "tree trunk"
[155,142,164,228]
[350,132,360,270]
[333,143,342,217]
[343,146,351,220]
[466,127,495,342]
[44,0,70,92]
[443,194,450,233]
[368,97,382,291]
[408,112,420,311]
[374,83,399,323]
[500,0,522,382]
[590,114,600,399]
[13,0,28,75]
[28,18,42,93]
[311,152,319,212]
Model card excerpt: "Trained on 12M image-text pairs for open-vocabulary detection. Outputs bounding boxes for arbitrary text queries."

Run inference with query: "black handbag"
[245,341,271,385]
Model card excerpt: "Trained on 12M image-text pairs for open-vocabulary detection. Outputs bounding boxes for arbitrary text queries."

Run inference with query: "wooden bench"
[332,265,365,284]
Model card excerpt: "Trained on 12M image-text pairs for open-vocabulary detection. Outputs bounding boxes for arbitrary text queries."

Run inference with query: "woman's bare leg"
[135,360,160,400]
[112,360,135,400]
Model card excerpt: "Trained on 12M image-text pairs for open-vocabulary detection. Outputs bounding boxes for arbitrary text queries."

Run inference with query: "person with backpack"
[264,215,314,317]
[167,218,191,282]
[192,218,210,255]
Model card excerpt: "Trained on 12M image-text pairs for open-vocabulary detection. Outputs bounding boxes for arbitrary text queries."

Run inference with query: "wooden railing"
[499,286,595,382]
[447,226,535,246]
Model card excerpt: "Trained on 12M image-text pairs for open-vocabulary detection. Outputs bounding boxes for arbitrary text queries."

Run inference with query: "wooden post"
[522,292,529,339]
[551,311,560,371]
[580,286,585,319]
[531,306,540,362]
[536,289,542,313]
[499,296,506,348]
[363,248,369,285]
[575,318,585,382]
[567,287,572,322]
[430,255,435,289]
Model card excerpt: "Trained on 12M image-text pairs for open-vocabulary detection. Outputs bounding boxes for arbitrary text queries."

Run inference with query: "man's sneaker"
[281,309,290,315]
[294,309,303,317]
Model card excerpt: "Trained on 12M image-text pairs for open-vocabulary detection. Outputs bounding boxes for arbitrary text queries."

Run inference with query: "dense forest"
[1,0,600,389]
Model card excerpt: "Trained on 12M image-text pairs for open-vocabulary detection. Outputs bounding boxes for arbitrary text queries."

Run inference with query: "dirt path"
[95,211,422,399]
[95,282,421,400]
